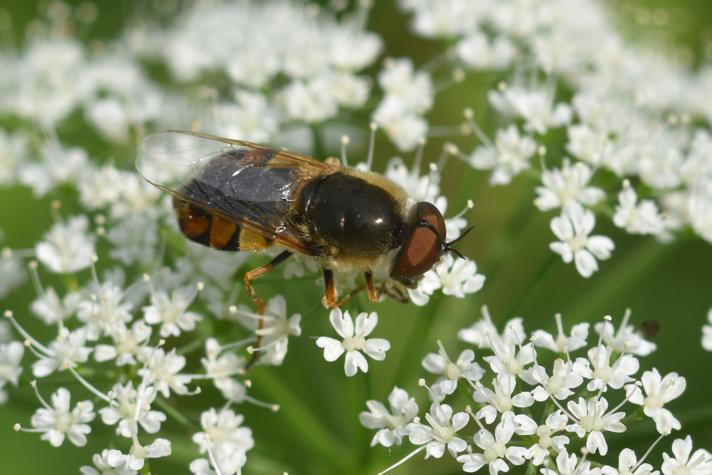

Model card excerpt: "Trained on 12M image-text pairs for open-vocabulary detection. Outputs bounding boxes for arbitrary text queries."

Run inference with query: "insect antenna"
[443,226,474,259]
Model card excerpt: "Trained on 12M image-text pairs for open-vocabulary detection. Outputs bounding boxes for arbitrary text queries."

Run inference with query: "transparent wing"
[137,130,331,255]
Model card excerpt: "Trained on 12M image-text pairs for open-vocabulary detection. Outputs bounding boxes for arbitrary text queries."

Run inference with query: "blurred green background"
[2,1,712,474]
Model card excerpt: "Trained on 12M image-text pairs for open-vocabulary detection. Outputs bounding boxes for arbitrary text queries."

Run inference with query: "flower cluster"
[362,308,707,475]
[397,0,712,282]
[0,1,488,472]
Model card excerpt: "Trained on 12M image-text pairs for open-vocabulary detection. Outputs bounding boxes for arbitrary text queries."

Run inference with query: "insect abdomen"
[174,199,271,252]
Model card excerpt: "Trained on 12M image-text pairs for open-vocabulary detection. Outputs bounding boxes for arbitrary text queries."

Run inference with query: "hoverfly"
[137,130,468,360]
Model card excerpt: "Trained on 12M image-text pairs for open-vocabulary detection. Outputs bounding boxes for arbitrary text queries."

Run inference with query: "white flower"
[19,142,89,196]
[522,358,587,402]
[372,58,433,151]
[541,448,594,475]
[30,387,95,447]
[469,125,537,185]
[580,344,639,392]
[109,173,161,218]
[138,348,191,397]
[359,386,419,447]
[0,252,26,298]
[190,444,247,475]
[143,285,202,338]
[434,254,486,299]
[0,341,23,404]
[95,321,152,366]
[35,215,96,274]
[457,32,515,70]
[600,449,659,475]
[473,374,535,424]
[77,281,133,339]
[100,382,166,438]
[325,72,371,108]
[566,123,613,167]
[662,436,712,475]
[531,314,589,354]
[423,346,484,396]
[315,309,390,377]
[373,105,428,151]
[535,160,605,211]
[400,0,479,38]
[106,214,159,266]
[78,165,125,210]
[514,411,569,466]
[484,338,535,379]
[30,287,81,325]
[80,450,138,475]
[119,438,172,471]
[384,156,440,203]
[566,396,626,455]
[280,78,338,123]
[549,202,614,278]
[0,129,27,185]
[594,312,656,356]
[458,306,526,349]
[32,328,92,377]
[409,253,485,306]
[200,339,246,400]
[689,174,712,244]
[408,403,469,459]
[456,412,531,475]
[211,91,278,143]
[703,308,712,351]
[378,58,433,114]
[629,369,686,435]
[613,182,665,235]
[192,408,254,454]
[84,98,130,143]
[233,295,301,366]
[489,85,572,134]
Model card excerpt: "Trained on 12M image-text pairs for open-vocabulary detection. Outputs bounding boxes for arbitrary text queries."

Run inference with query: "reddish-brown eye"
[391,202,446,287]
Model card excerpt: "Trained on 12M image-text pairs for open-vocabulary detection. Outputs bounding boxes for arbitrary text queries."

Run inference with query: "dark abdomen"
[300,172,405,257]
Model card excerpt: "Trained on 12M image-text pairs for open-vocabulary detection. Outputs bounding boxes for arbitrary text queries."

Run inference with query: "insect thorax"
[298,172,407,258]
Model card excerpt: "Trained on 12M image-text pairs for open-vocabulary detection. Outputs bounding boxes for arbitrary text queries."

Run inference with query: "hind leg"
[243,251,292,369]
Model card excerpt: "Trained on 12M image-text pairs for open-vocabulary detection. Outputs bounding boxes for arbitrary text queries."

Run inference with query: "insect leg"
[322,268,337,308]
[332,284,366,307]
[243,250,292,369]
[364,271,378,302]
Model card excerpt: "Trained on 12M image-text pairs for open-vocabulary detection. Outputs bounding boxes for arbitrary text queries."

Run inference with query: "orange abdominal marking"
[182,211,210,238]
[210,215,238,249]
[239,228,271,251]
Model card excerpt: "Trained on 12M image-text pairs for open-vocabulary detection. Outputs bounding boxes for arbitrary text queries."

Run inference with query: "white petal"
[344,351,368,376]
[315,337,344,362]
[364,338,390,361]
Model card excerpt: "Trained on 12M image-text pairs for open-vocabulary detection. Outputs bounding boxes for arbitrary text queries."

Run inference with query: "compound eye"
[390,202,447,287]
[394,226,442,278]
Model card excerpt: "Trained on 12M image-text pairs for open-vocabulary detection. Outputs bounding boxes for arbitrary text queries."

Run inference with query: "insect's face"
[390,202,447,288]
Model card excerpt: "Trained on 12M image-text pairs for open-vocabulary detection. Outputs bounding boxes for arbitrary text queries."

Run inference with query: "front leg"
[322,270,379,308]
[322,268,337,308]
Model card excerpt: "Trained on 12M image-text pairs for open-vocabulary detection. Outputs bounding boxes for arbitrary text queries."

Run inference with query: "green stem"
[504,253,558,318]
[564,239,678,322]
[154,397,197,431]
[248,369,351,471]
